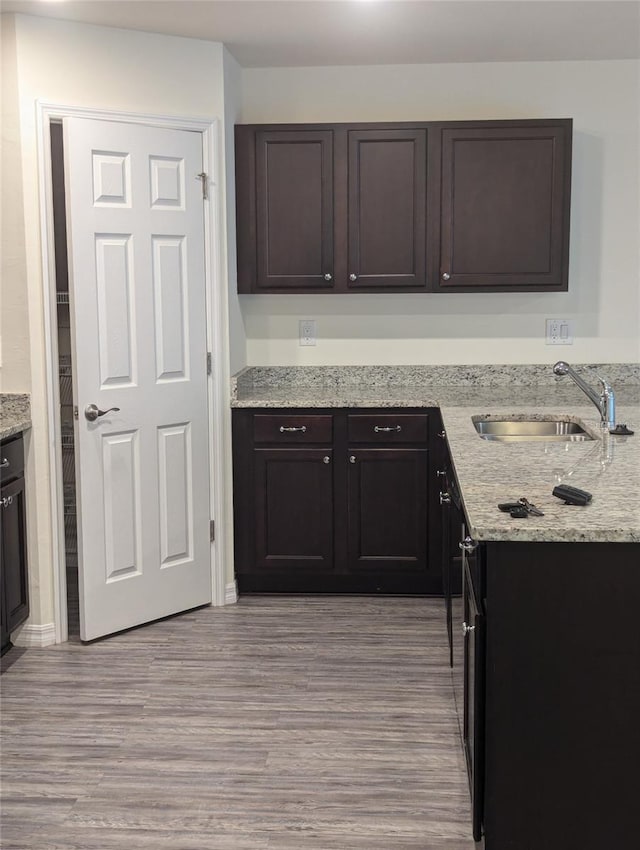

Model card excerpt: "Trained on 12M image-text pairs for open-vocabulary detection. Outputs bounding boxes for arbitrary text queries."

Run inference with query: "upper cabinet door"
[436,123,571,292]
[347,129,427,290]
[254,129,334,291]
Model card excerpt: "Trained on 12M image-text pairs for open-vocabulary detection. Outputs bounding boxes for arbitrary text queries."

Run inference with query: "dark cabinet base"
[237,572,437,595]
[463,540,640,850]
[1,435,29,655]
[232,408,442,595]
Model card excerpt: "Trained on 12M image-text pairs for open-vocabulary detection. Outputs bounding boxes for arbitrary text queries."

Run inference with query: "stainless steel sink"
[473,418,594,442]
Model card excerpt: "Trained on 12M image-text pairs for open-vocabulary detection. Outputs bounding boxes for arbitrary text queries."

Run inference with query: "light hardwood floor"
[1,597,475,849]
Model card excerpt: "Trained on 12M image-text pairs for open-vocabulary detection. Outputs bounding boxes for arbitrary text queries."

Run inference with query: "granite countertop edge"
[0,419,32,441]
[1,394,32,442]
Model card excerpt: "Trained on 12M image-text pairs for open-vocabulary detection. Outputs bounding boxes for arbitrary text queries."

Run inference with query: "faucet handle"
[597,375,613,391]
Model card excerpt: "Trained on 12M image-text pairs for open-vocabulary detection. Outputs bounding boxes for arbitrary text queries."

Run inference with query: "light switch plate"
[546,318,574,345]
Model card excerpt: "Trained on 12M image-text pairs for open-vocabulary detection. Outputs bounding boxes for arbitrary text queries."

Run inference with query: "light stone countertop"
[0,394,31,441]
[231,366,640,544]
[439,402,639,543]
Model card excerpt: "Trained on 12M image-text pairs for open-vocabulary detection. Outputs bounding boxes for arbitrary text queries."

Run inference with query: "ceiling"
[3,0,640,67]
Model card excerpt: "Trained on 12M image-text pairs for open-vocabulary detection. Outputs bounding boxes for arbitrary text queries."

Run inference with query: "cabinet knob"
[349,455,356,464]
[459,536,477,553]
[442,272,451,281]
[439,491,452,505]
[349,274,357,282]
[323,456,330,464]
[0,458,9,469]
[437,430,446,440]
[324,273,332,281]
[2,496,13,508]
[462,621,475,636]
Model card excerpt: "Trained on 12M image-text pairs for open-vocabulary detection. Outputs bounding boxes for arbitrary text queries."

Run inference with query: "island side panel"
[483,541,640,850]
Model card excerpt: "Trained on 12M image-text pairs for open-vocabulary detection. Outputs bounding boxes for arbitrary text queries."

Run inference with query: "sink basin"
[473,417,594,442]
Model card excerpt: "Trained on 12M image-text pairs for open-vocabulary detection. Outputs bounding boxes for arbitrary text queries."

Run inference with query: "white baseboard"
[225,580,238,605]
[12,622,57,648]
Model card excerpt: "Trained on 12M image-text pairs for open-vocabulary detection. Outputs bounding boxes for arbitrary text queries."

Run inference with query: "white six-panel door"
[63,117,212,641]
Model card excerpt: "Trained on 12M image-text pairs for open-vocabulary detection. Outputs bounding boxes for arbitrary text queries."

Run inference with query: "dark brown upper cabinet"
[432,121,572,292]
[235,119,572,294]
[347,129,427,290]
[255,129,334,291]
[236,122,429,293]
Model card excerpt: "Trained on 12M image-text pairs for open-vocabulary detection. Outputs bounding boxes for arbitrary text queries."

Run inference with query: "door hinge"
[210,520,215,542]
[207,352,212,375]
[198,172,209,201]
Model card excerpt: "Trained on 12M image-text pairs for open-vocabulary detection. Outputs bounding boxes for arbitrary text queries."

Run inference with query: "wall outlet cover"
[545,318,574,345]
[299,319,316,346]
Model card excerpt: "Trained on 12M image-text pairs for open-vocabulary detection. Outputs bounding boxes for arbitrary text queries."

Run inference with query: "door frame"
[36,102,229,644]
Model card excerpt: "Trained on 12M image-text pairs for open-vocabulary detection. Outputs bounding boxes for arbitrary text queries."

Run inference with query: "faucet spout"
[553,361,616,430]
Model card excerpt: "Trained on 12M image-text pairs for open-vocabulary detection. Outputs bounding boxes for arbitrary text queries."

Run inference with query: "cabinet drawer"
[348,414,428,444]
[253,414,333,444]
[1,435,25,484]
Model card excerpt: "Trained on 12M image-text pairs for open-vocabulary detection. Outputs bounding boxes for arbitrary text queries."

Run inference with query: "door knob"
[84,404,120,422]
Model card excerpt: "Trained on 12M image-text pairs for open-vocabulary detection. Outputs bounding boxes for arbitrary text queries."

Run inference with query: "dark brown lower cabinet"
[232,408,440,594]
[1,434,30,656]
[347,448,428,572]
[455,537,640,849]
[254,448,334,572]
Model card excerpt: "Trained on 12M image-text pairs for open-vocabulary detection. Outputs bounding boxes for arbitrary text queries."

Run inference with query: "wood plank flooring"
[1,597,475,849]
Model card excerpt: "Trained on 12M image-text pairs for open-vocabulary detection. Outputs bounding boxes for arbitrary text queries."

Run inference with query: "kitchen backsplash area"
[232,363,640,394]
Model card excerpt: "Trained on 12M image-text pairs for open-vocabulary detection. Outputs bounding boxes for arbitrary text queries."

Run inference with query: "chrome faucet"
[553,361,615,430]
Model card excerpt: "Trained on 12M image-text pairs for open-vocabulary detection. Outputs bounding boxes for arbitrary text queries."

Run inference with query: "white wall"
[239,60,640,365]
[1,15,30,387]
[2,13,239,635]
[223,48,246,376]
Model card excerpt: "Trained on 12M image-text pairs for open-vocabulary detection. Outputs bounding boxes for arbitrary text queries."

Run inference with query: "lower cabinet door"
[254,448,334,571]
[1,476,30,637]
[347,448,428,572]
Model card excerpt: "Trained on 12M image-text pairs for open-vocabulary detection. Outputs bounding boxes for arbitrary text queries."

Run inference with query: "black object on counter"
[609,424,634,435]
[552,484,593,505]
[498,498,544,518]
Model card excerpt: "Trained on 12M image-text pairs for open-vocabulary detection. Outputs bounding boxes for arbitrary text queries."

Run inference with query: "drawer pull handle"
[0,458,9,469]
[2,496,13,508]
[279,426,307,434]
[374,425,401,433]
[462,621,475,636]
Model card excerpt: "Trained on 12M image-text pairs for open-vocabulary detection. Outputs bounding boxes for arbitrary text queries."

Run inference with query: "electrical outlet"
[545,318,574,345]
[299,319,316,346]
